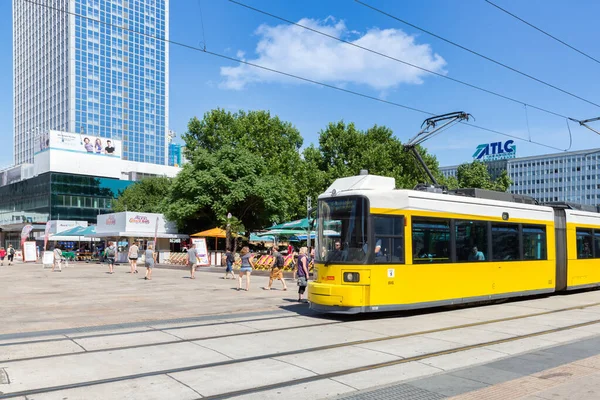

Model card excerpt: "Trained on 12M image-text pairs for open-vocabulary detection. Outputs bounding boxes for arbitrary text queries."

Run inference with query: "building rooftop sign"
[473,140,516,161]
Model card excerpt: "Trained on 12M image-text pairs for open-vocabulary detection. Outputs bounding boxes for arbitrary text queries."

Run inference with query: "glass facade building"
[441,148,600,205]
[13,0,169,165]
[0,172,134,226]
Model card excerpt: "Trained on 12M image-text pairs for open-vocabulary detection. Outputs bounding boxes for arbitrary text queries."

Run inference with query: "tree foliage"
[112,176,172,213]
[184,109,307,218]
[446,161,512,192]
[164,145,291,234]
[305,121,442,192]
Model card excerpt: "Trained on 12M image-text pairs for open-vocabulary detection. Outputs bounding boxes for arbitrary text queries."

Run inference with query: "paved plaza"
[3,262,600,399]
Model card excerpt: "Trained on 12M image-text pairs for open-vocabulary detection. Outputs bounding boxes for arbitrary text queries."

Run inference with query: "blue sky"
[1,0,600,167]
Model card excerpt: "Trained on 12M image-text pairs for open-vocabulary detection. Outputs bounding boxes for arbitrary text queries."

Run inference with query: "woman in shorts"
[144,244,156,280]
[237,246,254,291]
[128,242,139,274]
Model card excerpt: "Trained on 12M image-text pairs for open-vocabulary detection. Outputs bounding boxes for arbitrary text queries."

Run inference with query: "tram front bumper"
[307,282,365,314]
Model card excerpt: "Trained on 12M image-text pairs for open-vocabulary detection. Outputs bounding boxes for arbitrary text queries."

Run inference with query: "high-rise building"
[13,0,169,165]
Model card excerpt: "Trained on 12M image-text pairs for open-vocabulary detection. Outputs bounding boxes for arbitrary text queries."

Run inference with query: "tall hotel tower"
[13,0,169,165]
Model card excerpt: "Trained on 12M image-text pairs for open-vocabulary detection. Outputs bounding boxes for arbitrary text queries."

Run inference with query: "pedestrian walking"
[105,241,117,274]
[52,246,63,272]
[263,247,288,291]
[144,244,156,280]
[297,247,309,302]
[0,247,6,266]
[7,244,15,265]
[224,248,235,279]
[128,242,139,274]
[237,246,255,291]
[187,243,198,279]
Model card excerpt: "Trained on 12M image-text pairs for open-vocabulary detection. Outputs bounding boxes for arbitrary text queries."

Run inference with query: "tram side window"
[491,224,520,261]
[455,220,488,262]
[412,218,450,264]
[522,225,547,260]
[374,216,404,264]
[576,228,593,258]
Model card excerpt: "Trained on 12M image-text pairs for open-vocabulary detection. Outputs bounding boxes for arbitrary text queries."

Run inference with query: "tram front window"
[317,197,368,264]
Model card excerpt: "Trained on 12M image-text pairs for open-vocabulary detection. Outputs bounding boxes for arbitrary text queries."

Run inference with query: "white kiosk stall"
[91,212,187,263]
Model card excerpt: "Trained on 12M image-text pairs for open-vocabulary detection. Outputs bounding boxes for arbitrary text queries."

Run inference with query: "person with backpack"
[7,244,15,265]
[105,241,117,274]
[223,248,235,280]
[263,246,288,291]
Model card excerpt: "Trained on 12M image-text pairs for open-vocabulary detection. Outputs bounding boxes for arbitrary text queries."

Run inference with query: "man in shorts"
[187,243,198,279]
[263,247,288,291]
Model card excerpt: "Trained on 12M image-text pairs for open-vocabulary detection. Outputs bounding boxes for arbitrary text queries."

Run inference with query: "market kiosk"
[90,212,188,263]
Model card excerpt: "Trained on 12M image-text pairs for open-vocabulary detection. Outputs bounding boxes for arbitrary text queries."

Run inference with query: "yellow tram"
[308,172,600,313]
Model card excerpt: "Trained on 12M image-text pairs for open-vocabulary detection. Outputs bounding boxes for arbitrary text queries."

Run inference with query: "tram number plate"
[387,268,395,278]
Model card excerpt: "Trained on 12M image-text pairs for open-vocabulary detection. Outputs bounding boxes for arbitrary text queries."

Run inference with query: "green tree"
[306,121,443,191]
[453,161,512,191]
[184,109,307,219]
[112,176,172,213]
[165,146,290,234]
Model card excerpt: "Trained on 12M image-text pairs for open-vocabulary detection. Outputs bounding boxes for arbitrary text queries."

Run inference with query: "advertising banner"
[23,241,37,262]
[191,238,210,266]
[42,251,54,266]
[44,221,52,251]
[20,224,33,250]
[35,130,122,158]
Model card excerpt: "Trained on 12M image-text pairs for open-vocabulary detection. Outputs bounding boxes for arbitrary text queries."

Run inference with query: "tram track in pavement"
[3,300,600,398]
[3,298,600,365]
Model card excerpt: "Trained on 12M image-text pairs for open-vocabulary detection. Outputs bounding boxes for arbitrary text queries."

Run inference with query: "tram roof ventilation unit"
[543,201,599,213]
[450,188,538,205]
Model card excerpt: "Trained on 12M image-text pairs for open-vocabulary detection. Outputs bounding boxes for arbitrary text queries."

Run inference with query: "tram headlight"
[343,272,360,282]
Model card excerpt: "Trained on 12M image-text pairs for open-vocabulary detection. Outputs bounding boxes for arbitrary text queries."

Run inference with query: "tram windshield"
[316,197,369,264]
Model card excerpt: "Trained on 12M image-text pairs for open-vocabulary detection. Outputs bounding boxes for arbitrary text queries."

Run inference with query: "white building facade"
[440,148,600,205]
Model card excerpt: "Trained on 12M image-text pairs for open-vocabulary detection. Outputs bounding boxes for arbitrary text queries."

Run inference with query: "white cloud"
[220,17,446,91]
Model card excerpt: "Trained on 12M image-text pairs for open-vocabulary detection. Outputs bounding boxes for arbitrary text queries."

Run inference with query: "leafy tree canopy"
[164,146,291,234]
[305,121,443,191]
[445,161,512,192]
[112,176,172,213]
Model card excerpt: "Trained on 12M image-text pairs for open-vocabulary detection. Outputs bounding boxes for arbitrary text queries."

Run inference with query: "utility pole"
[306,196,311,254]
[226,212,232,251]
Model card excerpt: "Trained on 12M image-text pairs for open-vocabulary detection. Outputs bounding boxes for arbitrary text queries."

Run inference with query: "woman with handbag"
[297,247,309,302]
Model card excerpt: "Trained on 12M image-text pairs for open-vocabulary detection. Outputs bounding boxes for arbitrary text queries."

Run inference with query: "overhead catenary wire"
[23,0,570,153]
[485,0,600,66]
[355,0,600,110]
[229,0,569,120]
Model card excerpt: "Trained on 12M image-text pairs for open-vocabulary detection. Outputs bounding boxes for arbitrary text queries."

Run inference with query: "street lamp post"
[226,212,232,251]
